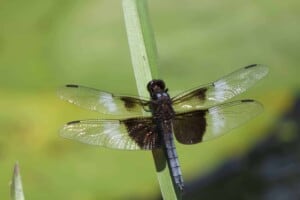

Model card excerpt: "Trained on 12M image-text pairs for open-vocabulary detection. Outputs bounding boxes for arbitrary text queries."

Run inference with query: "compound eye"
[147,79,166,92]
[147,80,155,92]
[156,80,165,90]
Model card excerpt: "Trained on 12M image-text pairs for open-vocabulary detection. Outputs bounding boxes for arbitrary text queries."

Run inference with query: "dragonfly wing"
[172,64,268,112]
[60,118,161,150]
[58,84,150,117]
[173,99,263,144]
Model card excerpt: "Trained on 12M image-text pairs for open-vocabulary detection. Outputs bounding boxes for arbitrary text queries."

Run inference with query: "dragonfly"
[58,64,268,191]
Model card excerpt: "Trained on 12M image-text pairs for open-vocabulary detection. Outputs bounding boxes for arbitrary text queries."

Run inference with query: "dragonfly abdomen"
[162,122,184,191]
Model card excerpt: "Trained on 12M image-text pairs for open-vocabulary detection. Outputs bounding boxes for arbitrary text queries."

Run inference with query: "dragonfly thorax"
[147,79,175,120]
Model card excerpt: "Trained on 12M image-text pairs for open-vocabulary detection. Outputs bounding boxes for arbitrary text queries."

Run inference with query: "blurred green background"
[0,0,299,199]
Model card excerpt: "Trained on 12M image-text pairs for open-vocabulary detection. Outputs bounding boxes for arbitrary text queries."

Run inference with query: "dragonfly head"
[147,79,166,93]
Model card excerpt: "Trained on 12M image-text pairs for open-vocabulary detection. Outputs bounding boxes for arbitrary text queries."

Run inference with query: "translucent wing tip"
[245,64,269,78]
[57,85,69,99]
[59,120,81,139]
[59,124,71,138]
[241,99,264,114]
[57,84,79,102]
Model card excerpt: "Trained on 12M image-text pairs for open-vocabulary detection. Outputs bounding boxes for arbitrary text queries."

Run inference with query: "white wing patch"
[99,93,118,113]
[208,106,225,135]
[212,80,229,102]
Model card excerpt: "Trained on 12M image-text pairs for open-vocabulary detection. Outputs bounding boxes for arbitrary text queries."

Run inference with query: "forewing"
[58,84,150,117]
[172,64,268,112]
[173,99,263,144]
[60,118,161,150]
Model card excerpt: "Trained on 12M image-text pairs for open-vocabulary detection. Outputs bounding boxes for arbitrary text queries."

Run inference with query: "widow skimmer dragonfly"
[58,64,268,191]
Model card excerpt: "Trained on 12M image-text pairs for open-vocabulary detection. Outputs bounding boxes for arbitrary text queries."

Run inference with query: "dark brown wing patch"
[122,118,161,150]
[173,110,208,144]
[120,96,149,111]
[194,88,207,101]
[173,87,207,104]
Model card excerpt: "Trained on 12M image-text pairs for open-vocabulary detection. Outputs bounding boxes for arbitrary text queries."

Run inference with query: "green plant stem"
[10,162,25,200]
[122,0,181,199]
